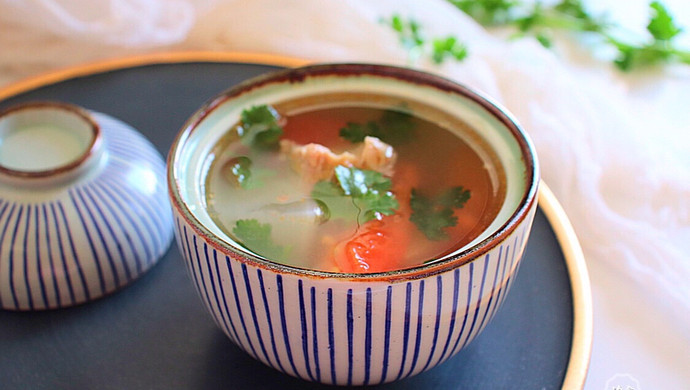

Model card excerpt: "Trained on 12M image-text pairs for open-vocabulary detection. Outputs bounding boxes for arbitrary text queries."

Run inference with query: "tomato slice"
[331,215,409,273]
[329,163,419,273]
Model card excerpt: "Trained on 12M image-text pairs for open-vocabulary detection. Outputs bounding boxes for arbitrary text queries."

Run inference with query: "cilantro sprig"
[448,0,690,71]
[339,108,416,145]
[238,105,284,149]
[385,1,689,71]
[383,14,469,65]
[410,186,471,240]
[312,165,399,223]
[232,219,290,261]
[608,1,689,70]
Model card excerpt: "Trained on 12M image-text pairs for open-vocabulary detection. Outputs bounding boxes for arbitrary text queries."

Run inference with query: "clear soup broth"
[204,95,506,273]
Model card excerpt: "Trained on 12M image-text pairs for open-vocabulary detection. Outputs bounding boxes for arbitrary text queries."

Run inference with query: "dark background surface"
[0,62,573,389]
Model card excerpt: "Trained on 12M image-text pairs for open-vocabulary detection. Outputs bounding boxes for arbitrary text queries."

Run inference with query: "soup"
[204,97,505,273]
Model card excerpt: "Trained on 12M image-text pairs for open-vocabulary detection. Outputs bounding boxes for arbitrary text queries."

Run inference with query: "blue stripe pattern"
[173,203,537,386]
[0,112,172,310]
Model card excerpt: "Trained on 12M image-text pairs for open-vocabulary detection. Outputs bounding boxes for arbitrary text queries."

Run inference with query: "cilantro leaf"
[335,166,399,221]
[410,192,458,241]
[611,41,667,71]
[438,186,472,208]
[380,109,415,132]
[389,14,425,50]
[647,1,682,41]
[410,186,471,240]
[311,180,361,221]
[444,0,690,71]
[432,36,469,63]
[335,165,391,196]
[238,105,283,150]
[382,14,469,65]
[609,2,688,71]
[449,0,517,26]
[220,156,275,189]
[312,166,399,223]
[553,0,607,32]
[339,108,416,145]
[222,156,252,188]
[311,180,344,198]
[232,219,290,260]
[339,121,381,143]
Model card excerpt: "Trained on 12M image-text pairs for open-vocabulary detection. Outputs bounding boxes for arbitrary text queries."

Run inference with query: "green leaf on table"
[432,36,469,63]
[444,0,690,71]
[448,0,518,26]
[382,13,469,65]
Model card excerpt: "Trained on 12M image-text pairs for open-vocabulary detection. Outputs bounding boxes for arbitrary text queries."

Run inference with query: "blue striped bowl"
[0,101,173,310]
[168,64,539,385]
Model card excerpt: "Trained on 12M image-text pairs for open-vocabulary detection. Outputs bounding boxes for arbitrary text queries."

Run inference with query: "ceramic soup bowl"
[0,101,173,310]
[168,64,539,386]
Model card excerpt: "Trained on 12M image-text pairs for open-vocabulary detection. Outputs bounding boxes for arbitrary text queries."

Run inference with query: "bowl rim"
[0,100,102,179]
[168,63,540,281]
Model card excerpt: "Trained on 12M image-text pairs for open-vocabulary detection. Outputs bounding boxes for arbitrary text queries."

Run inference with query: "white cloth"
[1,0,689,388]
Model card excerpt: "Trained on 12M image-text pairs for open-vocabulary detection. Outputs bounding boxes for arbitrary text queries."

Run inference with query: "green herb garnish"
[223,156,252,188]
[449,0,517,26]
[312,166,399,223]
[410,186,471,240]
[432,36,469,63]
[385,1,689,71]
[221,156,275,190]
[311,180,359,221]
[238,105,283,149]
[609,1,689,71]
[447,0,690,71]
[339,121,381,144]
[388,14,425,55]
[232,219,290,260]
[382,14,470,65]
[339,108,415,145]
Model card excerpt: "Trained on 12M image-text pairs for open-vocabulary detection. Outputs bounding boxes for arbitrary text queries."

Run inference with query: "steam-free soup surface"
[205,102,504,273]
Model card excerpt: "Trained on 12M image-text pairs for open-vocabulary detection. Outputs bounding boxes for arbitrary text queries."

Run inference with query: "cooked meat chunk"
[280,136,397,183]
[358,136,396,175]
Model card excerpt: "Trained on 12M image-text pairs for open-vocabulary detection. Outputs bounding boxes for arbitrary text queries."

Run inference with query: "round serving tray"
[0,52,592,390]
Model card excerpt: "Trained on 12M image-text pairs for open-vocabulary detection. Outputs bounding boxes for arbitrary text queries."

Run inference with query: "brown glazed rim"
[168,62,540,282]
[0,101,101,179]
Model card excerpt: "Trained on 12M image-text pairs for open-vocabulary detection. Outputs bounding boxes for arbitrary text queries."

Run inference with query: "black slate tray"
[0,57,585,389]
